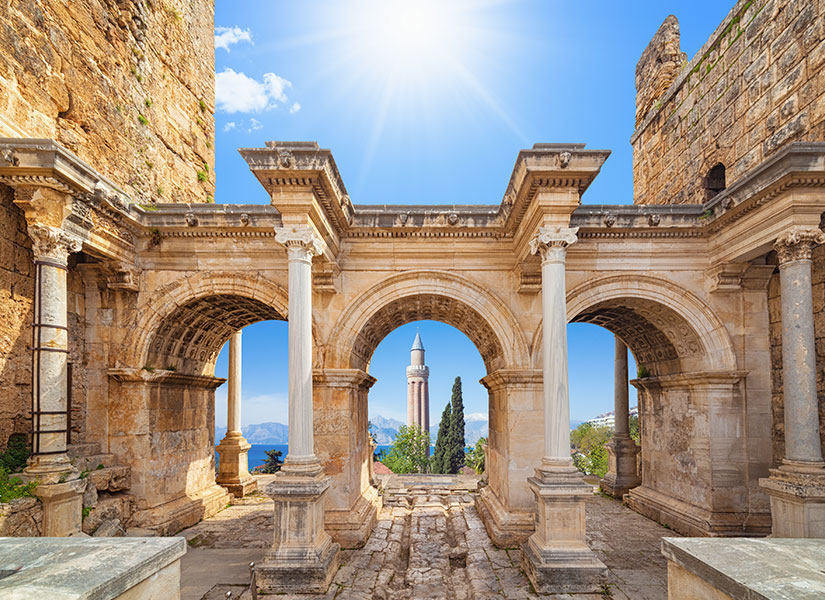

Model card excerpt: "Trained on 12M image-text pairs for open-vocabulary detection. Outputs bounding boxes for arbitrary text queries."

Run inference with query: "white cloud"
[215,26,253,52]
[289,102,301,114]
[247,118,263,132]
[223,121,236,132]
[215,68,293,114]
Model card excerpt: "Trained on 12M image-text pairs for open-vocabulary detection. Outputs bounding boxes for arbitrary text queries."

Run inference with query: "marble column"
[760,226,825,537]
[216,330,257,497]
[521,226,607,593]
[23,224,86,536]
[601,337,641,498]
[256,225,339,594]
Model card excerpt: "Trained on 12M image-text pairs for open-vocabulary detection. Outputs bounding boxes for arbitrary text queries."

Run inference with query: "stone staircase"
[67,443,137,536]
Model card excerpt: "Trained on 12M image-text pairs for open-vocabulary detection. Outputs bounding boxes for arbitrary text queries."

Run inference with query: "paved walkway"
[179,477,675,599]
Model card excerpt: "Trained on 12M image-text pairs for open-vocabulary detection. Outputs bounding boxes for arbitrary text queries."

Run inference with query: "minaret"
[406,331,430,449]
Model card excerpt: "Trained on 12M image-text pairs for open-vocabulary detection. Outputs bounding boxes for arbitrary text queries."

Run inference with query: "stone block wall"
[0,0,216,205]
[0,497,42,536]
[0,1,215,450]
[0,185,34,447]
[632,0,825,205]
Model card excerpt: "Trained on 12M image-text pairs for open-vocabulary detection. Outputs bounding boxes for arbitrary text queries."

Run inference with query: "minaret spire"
[406,329,430,454]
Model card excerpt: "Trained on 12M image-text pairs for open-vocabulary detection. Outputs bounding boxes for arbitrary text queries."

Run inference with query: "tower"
[406,331,430,446]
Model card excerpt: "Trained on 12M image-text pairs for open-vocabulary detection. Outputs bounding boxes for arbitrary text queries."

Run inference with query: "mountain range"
[216,413,490,446]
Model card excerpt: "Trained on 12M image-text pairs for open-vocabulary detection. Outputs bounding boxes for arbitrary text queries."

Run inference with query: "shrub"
[0,468,36,503]
[0,434,30,473]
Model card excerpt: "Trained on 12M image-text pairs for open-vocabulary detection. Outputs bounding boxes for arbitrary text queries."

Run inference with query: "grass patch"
[137,114,149,126]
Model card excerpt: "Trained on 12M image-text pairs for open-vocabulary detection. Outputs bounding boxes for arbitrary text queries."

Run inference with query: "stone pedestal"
[255,471,340,594]
[34,478,86,537]
[216,434,257,497]
[601,436,641,498]
[760,467,825,538]
[521,465,607,594]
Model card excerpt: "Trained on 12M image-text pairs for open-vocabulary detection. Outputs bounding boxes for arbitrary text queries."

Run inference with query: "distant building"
[586,406,638,429]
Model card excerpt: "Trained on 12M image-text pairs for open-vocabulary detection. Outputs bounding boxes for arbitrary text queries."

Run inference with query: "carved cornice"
[529,226,579,263]
[774,226,825,265]
[108,368,226,389]
[27,224,82,265]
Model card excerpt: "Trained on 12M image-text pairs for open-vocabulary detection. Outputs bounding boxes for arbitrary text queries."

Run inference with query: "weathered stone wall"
[768,245,825,467]
[0,0,216,205]
[632,0,825,205]
[0,183,34,447]
[0,497,42,536]
[0,1,215,451]
[634,0,825,472]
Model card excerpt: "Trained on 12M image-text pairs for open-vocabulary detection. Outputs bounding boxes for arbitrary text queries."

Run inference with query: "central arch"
[321,270,536,547]
[328,270,530,372]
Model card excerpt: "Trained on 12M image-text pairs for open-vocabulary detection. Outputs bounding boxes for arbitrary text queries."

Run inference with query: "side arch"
[326,270,530,372]
[121,270,292,375]
[531,274,737,375]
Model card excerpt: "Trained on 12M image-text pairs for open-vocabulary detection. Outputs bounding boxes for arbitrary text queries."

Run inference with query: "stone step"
[73,453,117,472]
[86,466,131,492]
[67,443,101,459]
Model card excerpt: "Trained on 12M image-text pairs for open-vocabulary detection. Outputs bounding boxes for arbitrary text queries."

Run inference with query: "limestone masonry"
[1,0,825,596]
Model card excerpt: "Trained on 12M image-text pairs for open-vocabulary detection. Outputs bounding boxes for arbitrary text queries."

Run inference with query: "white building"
[586,406,638,429]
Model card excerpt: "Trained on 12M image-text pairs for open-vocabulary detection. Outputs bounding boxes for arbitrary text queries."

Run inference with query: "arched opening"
[538,275,765,537]
[213,320,289,475]
[109,277,293,533]
[321,271,533,547]
[704,162,726,200]
[366,320,488,477]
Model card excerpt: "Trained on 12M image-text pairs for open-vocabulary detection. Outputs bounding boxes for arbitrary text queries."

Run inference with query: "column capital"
[274,225,326,262]
[774,226,825,265]
[27,223,82,266]
[529,226,579,263]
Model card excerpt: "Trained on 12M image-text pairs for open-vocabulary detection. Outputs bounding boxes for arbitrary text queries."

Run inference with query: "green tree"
[430,401,452,473]
[466,436,487,474]
[628,414,640,444]
[381,425,430,474]
[569,422,612,477]
[258,449,283,474]
[446,377,466,474]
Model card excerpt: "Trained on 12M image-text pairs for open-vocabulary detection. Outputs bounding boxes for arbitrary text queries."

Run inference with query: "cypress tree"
[447,376,466,473]
[430,401,452,474]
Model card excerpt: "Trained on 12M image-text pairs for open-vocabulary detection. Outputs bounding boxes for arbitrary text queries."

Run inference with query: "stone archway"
[531,274,766,536]
[107,270,294,534]
[320,270,536,547]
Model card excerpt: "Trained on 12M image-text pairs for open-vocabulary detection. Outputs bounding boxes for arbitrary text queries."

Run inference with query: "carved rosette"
[274,225,326,262]
[529,226,579,263]
[27,224,83,266]
[774,227,825,265]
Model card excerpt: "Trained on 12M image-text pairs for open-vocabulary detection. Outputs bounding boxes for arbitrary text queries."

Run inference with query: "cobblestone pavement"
[180,478,676,600]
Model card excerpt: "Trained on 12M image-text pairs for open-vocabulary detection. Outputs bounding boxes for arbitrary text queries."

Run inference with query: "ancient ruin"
[1,0,825,597]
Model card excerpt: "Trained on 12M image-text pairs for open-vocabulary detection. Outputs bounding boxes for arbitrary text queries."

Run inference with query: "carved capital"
[28,224,82,265]
[529,226,578,263]
[274,225,326,262]
[775,227,825,265]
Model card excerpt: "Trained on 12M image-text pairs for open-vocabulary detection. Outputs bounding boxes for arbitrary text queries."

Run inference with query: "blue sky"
[212,0,732,428]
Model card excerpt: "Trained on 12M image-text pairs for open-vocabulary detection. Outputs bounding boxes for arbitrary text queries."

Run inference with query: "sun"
[344,0,478,84]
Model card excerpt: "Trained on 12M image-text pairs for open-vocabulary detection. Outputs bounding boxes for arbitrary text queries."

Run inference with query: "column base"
[256,468,340,594]
[760,464,825,538]
[475,485,534,547]
[520,539,608,594]
[521,462,607,594]
[34,478,86,537]
[325,484,382,548]
[216,434,258,498]
[600,437,641,498]
[24,453,75,485]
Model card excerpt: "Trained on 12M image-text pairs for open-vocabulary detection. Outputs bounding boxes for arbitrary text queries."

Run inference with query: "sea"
[218,444,396,471]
